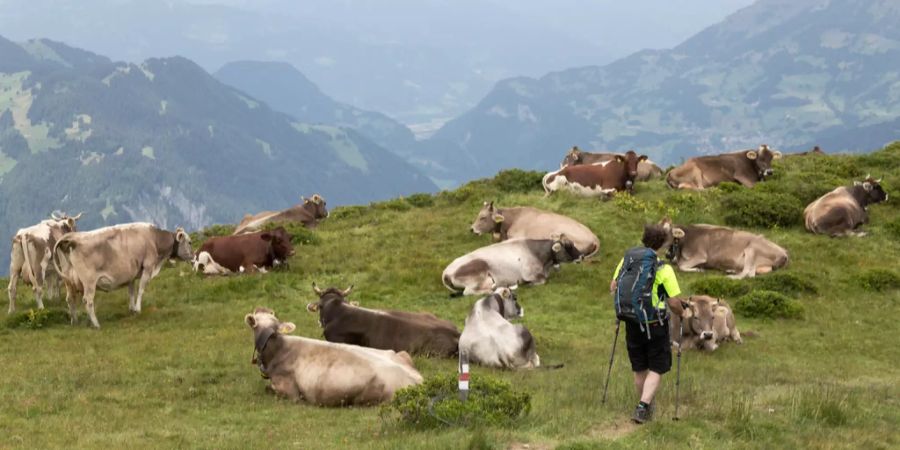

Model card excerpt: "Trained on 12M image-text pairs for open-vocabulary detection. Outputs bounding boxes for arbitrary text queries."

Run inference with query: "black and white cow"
[458,287,539,369]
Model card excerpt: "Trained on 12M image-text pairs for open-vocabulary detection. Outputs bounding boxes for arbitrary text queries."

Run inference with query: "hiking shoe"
[632,404,651,424]
[646,402,655,420]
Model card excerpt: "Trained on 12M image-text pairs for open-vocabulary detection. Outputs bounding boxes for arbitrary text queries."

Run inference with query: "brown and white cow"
[543,150,648,197]
[246,307,422,406]
[53,223,193,328]
[193,227,294,275]
[306,284,460,357]
[666,145,783,190]
[7,212,82,314]
[655,218,788,279]
[442,235,582,296]
[560,146,664,181]
[470,202,600,259]
[458,287,539,369]
[670,296,742,352]
[804,177,888,237]
[234,194,328,234]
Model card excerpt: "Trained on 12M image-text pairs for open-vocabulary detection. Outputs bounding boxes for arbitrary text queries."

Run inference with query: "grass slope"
[2,144,900,449]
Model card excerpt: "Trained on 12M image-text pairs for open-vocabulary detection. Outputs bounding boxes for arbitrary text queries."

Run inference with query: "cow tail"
[20,234,37,285]
[51,238,74,283]
[541,171,555,196]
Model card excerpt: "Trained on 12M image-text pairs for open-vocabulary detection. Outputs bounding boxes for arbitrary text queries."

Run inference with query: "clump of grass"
[190,223,235,245]
[750,273,817,296]
[329,205,368,220]
[490,169,544,193]
[854,269,900,292]
[262,221,320,246]
[6,308,70,329]
[690,277,751,298]
[371,197,412,212]
[381,372,531,429]
[734,290,804,319]
[405,193,435,208]
[721,191,804,228]
[790,385,854,427]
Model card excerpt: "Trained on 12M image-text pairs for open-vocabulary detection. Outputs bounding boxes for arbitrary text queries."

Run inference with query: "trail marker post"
[458,352,469,402]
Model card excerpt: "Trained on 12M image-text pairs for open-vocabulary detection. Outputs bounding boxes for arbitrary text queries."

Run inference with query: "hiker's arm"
[609,259,624,293]
[667,297,686,317]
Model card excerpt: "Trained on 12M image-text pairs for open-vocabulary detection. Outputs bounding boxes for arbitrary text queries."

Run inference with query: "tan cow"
[245,307,423,406]
[666,145,782,190]
[7,212,82,314]
[234,194,328,234]
[804,177,888,237]
[656,218,788,279]
[53,223,193,328]
[560,146,664,181]
[670,296,742,352]
[470,202,599,259]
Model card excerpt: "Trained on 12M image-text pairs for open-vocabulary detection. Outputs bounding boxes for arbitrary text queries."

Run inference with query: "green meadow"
[2,144,899,449]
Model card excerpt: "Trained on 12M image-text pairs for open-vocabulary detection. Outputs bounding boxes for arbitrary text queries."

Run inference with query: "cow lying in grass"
[306,284,460,357]
[245,307,422,406]
[669,296,742,352]
[459,287,540,369]
[804,177,888,237]
[193,227,293,275]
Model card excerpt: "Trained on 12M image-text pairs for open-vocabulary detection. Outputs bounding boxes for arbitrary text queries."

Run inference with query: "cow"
[245,307,422,406]
[305,284,460,357]
[234,194,328,234]
[442,235,582,296]
[193,227,294,275]
[458,287,539,369]
[470,202,600,259]
[52,223,193,328]
[560,146,664,181]
[7,212,82,314]
[543,150,648,197]
[666,144,783,190]
[804,177,888,237]
[655,218,788,279]
[669,296,742,352]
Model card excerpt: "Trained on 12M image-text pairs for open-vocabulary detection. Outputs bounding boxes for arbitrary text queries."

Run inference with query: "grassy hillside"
[2,143,899,449]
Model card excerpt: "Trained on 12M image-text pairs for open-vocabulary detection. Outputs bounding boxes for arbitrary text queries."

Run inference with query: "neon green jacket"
[612,257,682,314]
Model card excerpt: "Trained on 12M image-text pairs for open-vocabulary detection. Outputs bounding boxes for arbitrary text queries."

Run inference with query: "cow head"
[853,176,888,206]
[680,296,720,343]
[261,226,295,261]
[174,227,193,261]
[550,233,582,264]
[301,194,329,219]
[487,287,523,319]
[245,307,296,346]
[616,150,649,191]
[560,146,584,168]
[51,211,83,233]
[745,144,782,180]
[471,201,504,235]
[307,283,355,317]
[651,218,683,260]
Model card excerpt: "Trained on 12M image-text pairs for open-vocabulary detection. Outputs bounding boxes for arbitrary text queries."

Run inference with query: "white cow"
[459,287,540,369]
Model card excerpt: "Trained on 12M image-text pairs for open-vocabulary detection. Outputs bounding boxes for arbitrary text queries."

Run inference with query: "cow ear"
[176,230,188,242]
[854,181,862,186]
[552,242,562,252]
[639,155,648,162]
[260,233,273,241]
[278,322,296,334]
[773,150,783,160]
[306,302,319,313]
[492,213,504,223]
[245,314,257,328]
[615,155,625,163]
[863,182,873,191]
[746,151,758,160]
[672,228,685,239]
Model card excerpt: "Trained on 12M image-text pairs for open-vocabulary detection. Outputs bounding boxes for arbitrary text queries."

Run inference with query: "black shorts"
[624,320,672,374]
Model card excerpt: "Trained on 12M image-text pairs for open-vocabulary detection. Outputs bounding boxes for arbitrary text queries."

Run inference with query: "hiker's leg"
[640,371,662,404]
[633,370,648,398]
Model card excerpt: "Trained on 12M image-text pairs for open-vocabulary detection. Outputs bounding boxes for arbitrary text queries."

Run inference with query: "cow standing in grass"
[804,177,888,237]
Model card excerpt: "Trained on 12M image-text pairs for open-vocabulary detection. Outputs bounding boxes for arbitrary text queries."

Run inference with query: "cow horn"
[72,212,83,220]
[301,196,308,203]
[51,211,62,220]
[312,282,323,296]
[341,285,354,297]
[876,176,883,183]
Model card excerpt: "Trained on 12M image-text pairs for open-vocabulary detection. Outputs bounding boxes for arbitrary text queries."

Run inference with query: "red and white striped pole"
[458,352,469,402]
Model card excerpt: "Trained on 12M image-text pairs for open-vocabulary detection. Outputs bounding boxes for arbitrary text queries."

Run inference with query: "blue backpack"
[614,247,667,333]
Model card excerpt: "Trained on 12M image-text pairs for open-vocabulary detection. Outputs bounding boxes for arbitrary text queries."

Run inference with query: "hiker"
[608,222,683,424]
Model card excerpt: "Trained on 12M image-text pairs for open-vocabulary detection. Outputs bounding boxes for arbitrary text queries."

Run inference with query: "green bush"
[715,182,744,193]
[690,277,751,299]
[262,221,321,246]
[380,372,531,429]
[6,308,70,329]
[190,223,236,245]
[490,169,544,193]
[329,205,368,220]
[750,273,817,296]
[721,190,804,228]
[405,192,435,208]
[854,269,900,292]
[734,290,804,319]
[371,197,412,212]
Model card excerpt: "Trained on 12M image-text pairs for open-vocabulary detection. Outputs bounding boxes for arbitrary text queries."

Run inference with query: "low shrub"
[721,190,804,228]
[371,197,412,212]
[6,308,70,329]
[190,224,236,245]
[734,290,804,319]
[715,182,744,194]
[490,169,544,193]
[405,192,435,208]
[328,205,368,220]
[690,277,750,299]
[854,269,900,292]
[380,372,531,429]
[262,221,321,246]
[750,272,817,296]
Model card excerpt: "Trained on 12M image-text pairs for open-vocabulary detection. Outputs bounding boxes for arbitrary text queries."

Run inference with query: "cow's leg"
[676,258,705,273]
[127,280,137,312]
[7,263,19,315]
[83,285,100,329]
[728,248,756,279]
[65,282,79,325]
[731,326,743,344]
[134,270,153,313]
[34,249,52,310]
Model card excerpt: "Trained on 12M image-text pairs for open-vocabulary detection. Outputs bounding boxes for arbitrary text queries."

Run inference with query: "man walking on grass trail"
[609,223,683,424]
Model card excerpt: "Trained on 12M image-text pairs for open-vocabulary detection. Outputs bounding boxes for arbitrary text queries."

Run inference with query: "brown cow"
[193,227,294,274]
[53,223,193,328]
[234,194,328,234]
[655,218,788,279]
[245,307,422,406]
[7,212,82,314]
[666,145,783,190]
[560,146,663,181]
[670,295,742,352]
[804,177,888,237]
[543,150,648,197]
[306,284,460,357]
[470,202,599,259]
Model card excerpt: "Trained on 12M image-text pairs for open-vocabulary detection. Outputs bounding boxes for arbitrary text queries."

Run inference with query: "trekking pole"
[601,319,621,404]
[673,319,683,421]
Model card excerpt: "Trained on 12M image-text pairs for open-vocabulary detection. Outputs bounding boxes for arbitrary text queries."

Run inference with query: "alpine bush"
[690,277,751,299]
[380,372,531,429]
[490,169,544,193]
[721,190,804,228]
[190,223,236,246]
[749,273,817,296]
[262,221,321,246]
[854,269,900,292]
[405,193,435,208]
[6,308,70,329]
[734,290,804,319]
